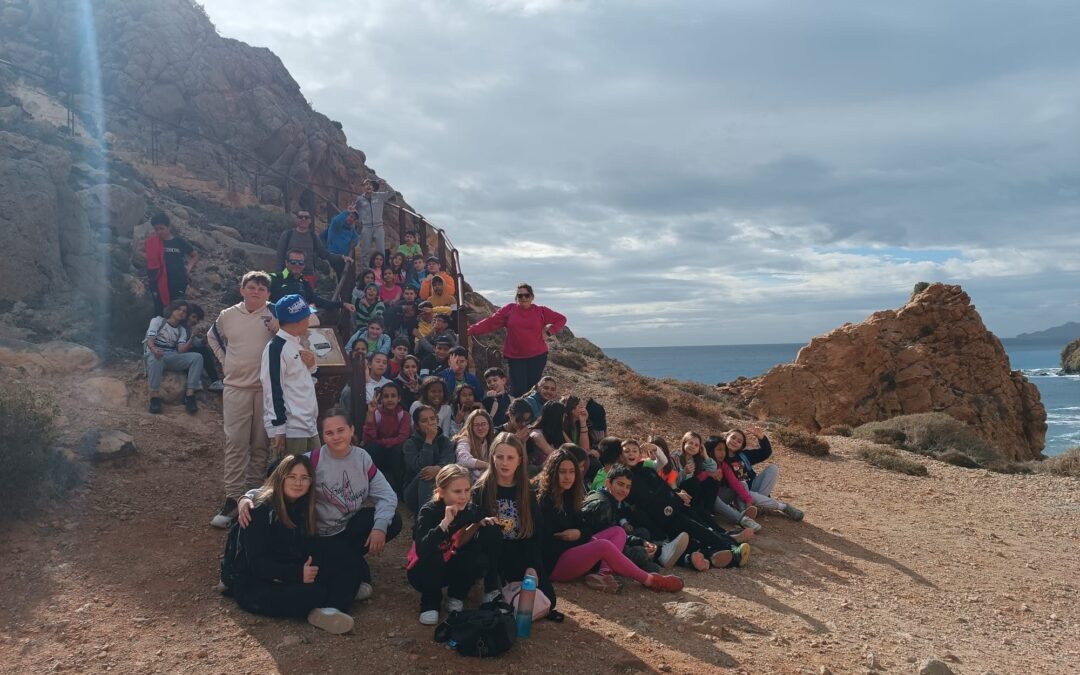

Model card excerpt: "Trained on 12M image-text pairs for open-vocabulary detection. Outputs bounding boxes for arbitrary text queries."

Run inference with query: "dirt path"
[1,363,1078,674]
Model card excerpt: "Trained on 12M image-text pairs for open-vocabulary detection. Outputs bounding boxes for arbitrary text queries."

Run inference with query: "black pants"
[679,476,720,522]
[507,353,548,397]
[488,532,557,609]
[406,535,491,612]
[366,444,405,497]
[314,506,404,598]
[234,577,336,617]
[193,342,219,382]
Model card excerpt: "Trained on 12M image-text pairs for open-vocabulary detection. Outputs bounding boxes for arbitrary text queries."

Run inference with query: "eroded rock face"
[721,284,1047,461]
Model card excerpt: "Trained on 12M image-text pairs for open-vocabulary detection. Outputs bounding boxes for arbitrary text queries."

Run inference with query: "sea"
[605,343,1077,457]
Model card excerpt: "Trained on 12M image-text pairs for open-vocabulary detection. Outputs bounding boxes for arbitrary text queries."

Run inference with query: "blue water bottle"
[516,569,538,638]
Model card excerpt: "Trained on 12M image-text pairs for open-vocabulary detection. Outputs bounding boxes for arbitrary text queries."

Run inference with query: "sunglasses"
[287,259,305,265]
[516,293,532,299]
[297,214,311,220]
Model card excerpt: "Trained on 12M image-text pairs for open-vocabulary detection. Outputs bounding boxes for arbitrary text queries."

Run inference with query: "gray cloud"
[201,0,1080,346]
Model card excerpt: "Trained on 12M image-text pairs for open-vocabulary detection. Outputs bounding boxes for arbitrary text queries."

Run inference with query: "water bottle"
[516,568,538,638]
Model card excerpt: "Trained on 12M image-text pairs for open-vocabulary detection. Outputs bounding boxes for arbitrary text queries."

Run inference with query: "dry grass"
[772,426,830,457]
[853,413,999,465]
[859,446,928,476]
[548,349,588,371]
[821,424,853,437]
[1031,447,1080,478]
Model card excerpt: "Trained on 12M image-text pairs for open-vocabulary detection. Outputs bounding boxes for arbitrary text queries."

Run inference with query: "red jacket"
[144,234,171,306]
[468,303,567,359]
[362,406,412,447]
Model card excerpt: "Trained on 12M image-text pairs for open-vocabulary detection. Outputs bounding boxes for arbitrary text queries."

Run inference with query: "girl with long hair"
[527,400,567,470]
[452,409,495,480]
[535,450,683,595]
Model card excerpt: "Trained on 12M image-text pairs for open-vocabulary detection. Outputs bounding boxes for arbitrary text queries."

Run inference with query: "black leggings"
[487,532,557,609]
[406,529,495,612]
[679,476,720,522]
[315,506,404,594]
[234,577,337,617]
[507,353,548,397]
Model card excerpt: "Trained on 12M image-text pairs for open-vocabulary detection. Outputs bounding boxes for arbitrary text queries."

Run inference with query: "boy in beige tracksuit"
[207,271,277,528]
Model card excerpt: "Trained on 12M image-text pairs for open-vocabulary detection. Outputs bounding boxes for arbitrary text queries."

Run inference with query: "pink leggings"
[550,526,649,584]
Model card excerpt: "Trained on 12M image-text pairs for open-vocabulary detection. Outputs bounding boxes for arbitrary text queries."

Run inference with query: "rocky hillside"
[720,284,1048,461]
[1062,337,1080,375]
[0,0,408,347]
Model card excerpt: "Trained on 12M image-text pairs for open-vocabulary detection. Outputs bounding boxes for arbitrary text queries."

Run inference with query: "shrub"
[937,450,982,469]
[985,461,1034,475]
[548,349,587,371]
[615,374,670,415]
[853,413,1000,464]
[859,446,928,476]
[911,281,931,298]
[1030,448,1080,478]
[0,388,80,517]
[671,395,713,421]
[772,426,830,457]
[821,424,852,437]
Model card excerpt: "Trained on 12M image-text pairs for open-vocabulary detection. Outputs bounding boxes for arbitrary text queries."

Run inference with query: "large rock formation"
[721,284,1047,461]
[1061,338,1080,375]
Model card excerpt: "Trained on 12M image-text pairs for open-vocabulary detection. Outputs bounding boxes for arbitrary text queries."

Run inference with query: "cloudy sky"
[199,0,1080,348]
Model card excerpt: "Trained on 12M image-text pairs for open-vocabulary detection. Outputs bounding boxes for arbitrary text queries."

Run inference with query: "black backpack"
[433,604,516,658]
[219,521,248,594]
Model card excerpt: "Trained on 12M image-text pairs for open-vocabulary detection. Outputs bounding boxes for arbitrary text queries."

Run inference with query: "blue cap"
[271,294,312,325]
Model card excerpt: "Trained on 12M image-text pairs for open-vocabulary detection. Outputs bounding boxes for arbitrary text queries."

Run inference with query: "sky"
[198,0,1080,348]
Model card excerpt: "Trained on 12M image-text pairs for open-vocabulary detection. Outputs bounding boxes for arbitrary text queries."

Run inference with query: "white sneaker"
[355,582,373,601]
[419,610,439,625]
[208,380,224,392]
[658,532,690,569]
[307,607,354,634]
[446,598,464,613]
[739,516,763,532]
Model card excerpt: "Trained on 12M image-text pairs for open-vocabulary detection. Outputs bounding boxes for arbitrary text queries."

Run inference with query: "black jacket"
[412,499,485,562]
[581,489,646,548]
[269,269,342,310]
[538,493,593,574]
[238,499,314,585]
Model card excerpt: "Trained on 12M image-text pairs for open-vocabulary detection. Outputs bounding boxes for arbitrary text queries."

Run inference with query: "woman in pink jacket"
[467,283,567,397]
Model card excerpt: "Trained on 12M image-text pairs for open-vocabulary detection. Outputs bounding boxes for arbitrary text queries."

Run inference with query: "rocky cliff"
[1061,338,1080,375]
[720,283,1048,461]
[0,0,404,344]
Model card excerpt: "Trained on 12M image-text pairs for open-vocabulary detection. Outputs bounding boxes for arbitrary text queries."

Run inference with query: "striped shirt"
[146,317,187,352]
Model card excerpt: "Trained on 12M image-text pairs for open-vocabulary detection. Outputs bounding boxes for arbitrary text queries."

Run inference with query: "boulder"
[662,601,729,638]
[230,241,278,274]
[724,284,1047,461]
[1061,337,1080,374]
[77,184,146,238]
[79,429,137,462]
[0,338,99,373]
[79,376,130,409]
[917,660,955,675]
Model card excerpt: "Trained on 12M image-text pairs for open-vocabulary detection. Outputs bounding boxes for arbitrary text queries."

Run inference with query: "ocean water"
[605,343,1078,457]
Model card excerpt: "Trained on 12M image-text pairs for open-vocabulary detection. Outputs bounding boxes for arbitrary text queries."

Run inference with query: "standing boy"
[208,271,277,528]
[261,294,320,458]
[145,212,198,316]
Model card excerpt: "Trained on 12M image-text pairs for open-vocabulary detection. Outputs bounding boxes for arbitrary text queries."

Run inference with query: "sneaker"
[183,394,198,414]
[355,582,373,601]
[657,532,690,569]
[739,515,763,532]
[419,610,440,625]
[735,543,751,568]
[210,497,238,529]
[307,607,354,634]
[585,573,622,594]
[710,550,734,569]
[482,589,502,604]
[148,397,163,414]
[782,504,804,521]
[732,528,755,543]
[208,380,225,392]
[687,551,709,571]
[645,573,684,592]
[446,598,464,613]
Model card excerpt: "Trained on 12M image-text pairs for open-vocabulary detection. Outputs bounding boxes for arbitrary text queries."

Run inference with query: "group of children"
[223,341,806,632]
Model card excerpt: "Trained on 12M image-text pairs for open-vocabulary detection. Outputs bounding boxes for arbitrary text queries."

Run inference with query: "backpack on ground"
[219,521,248,594]
[433,603,516,657]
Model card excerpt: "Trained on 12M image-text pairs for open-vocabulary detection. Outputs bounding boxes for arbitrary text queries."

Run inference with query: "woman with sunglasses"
[467,283,567,397]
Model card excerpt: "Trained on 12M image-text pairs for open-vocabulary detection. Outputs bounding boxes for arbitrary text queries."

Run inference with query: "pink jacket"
[719,461,753,504]
[468,303,567,359]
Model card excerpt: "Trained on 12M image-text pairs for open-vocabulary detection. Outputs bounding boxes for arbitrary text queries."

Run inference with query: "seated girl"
[407,465,502,625]
[379,267,403,304]
[448,384,482,437]
[721,427,804,522]
[403,405,456,513]
[471,432,562,622]
[453,409,494,480]
[361,381,412,495]
[225,454,355,634]
[536,451,684,595]
[704,435,761,532]
[409,376,453,436]
[395,354,422,410]
[527,400,568,472]
[389,252,409,285]
[351,269,378,305]
[673,432,722,522]
[648,435,679,487]
[237,408,402,604]
[560,396,592,455]
[368,252,386,287]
